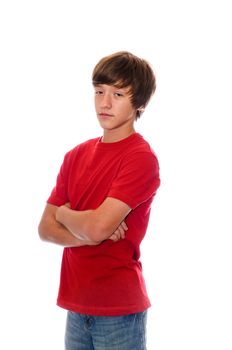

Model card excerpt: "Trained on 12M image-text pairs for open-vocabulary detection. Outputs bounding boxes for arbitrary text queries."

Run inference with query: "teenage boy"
[38,51,160,350]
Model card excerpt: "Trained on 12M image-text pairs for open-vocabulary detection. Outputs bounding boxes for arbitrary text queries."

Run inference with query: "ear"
[137,107,145,113]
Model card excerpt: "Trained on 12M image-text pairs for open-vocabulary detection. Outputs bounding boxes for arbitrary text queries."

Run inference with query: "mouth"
[98,113,113,119]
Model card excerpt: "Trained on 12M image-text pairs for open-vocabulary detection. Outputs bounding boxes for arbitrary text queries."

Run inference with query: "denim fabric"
[65,310,147,350]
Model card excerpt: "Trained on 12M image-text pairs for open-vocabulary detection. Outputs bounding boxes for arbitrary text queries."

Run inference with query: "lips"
[98,113,113,118]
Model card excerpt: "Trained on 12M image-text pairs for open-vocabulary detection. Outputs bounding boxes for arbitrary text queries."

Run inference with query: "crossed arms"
[38,197,131,247]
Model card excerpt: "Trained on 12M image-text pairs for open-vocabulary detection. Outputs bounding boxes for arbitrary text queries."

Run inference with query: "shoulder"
[116,135,160,183]
[124,133,159,166]
[64,137,100,161]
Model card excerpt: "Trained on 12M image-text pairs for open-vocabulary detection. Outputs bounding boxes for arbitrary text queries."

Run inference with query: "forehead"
[94,83,131,93]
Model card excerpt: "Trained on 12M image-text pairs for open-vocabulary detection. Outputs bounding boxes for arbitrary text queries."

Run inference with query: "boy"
[38,51,160,350]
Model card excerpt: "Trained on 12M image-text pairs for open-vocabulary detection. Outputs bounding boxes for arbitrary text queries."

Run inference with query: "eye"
[95,90,103,95]
[114,92,123,97]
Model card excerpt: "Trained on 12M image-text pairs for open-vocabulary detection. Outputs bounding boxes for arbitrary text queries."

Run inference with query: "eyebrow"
[93,83,130,93]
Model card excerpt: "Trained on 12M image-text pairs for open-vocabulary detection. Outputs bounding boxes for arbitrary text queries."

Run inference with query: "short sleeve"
[108,151,160,209]
[47,154,70,206]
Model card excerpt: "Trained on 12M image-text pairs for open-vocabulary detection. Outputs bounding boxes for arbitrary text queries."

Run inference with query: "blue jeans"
[65,310,147,350]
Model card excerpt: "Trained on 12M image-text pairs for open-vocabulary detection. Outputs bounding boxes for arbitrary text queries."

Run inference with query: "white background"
[0,0,231,349]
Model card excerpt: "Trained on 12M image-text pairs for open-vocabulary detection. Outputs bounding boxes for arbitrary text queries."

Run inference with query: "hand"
[56,203,70,223]
[109,221,128,242]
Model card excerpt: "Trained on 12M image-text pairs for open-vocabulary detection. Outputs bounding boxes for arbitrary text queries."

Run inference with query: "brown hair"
[92,51,156,119]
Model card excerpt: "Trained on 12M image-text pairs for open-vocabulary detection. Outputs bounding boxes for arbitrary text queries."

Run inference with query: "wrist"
[56,205,66,223]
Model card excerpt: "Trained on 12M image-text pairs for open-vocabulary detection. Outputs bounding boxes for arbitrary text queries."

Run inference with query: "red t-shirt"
[47,133,160,316]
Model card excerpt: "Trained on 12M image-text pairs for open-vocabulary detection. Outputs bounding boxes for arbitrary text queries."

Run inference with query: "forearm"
[56,198,131,243]
[56,206,100,242]
[39,220,92,247]
[38,204,99,247]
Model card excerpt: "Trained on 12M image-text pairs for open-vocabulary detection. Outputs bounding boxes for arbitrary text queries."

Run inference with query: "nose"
[100,93,112,109]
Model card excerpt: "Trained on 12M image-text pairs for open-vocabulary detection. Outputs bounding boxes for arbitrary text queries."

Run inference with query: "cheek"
[126,105,137,118]
[94,98,98,109]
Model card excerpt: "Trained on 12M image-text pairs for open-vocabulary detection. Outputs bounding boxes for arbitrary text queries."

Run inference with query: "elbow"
[38,225,45,241]
[38,222,49,242]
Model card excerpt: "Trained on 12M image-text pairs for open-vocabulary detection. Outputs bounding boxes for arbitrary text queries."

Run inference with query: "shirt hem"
[57,299,151,317]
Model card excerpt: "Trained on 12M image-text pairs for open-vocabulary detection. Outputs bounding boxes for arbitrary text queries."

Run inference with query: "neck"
[101,127,136,143]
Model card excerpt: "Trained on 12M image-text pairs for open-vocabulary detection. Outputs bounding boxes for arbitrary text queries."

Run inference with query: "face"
[94,84,137,133]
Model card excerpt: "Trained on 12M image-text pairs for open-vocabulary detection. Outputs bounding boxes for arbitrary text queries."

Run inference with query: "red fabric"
[47,133,160,316]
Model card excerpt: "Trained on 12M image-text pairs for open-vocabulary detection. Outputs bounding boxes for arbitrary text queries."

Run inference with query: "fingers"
[109,221,128,242]
[109,231,121,242]
[115,225,126,240]
[121,221,128,231]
